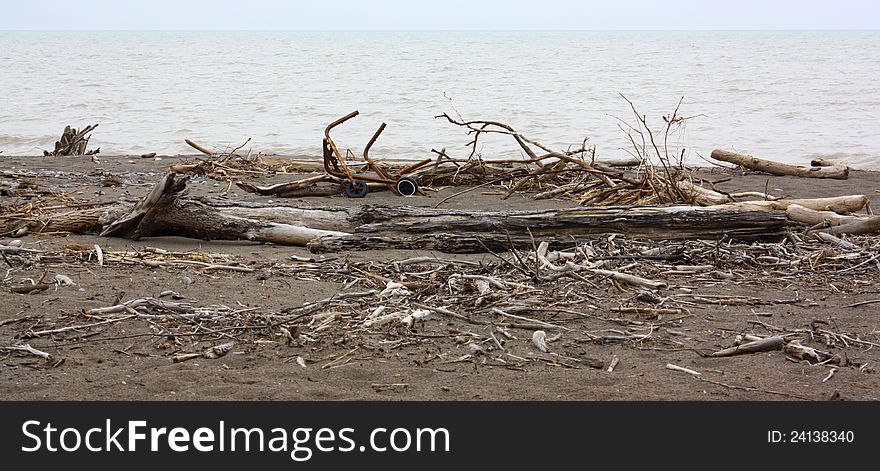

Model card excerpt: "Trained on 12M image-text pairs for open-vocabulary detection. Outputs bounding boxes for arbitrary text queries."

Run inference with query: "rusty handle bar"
[363,122,386,161]
[324,110,359,139]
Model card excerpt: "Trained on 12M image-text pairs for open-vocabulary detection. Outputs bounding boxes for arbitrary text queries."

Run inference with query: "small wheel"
[343,179,368,198]
[395,176,419,197]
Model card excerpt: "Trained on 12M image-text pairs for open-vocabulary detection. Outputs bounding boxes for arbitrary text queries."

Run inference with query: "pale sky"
[0,0,878,30]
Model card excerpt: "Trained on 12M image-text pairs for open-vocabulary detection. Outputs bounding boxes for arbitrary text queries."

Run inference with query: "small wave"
[0,134,57,146]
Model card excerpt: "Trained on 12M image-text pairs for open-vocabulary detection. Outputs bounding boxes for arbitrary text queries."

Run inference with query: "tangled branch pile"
[43,124,100,156]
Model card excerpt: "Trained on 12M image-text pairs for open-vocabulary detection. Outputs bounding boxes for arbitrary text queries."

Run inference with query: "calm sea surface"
[1,31,878,168]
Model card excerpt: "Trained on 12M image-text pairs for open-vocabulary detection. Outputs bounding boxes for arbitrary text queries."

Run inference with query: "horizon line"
[2,28,879,32]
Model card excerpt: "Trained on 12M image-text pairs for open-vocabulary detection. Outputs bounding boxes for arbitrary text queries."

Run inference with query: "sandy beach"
[0,152,878,401]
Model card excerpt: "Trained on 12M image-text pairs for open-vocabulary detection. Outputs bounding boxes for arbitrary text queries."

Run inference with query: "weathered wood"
[708,335,785,357]
[785,204,867,227]
[237,179,342,198]
[715,195,868,214]
[100,172,187,238]
[347,205,788,241]
[216,206,350,232]
[711,149,849,179]
[149,200,349,245]
[307,232,575,254]
[823,215,880,235]
[184,139,213,156]
[98,172,350,245]
[44,124,99,156]
[1,205,126,235]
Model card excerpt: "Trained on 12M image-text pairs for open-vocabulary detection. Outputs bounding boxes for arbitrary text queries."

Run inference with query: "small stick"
[415,304,488,325]
[322,346,360,369]
[822,368,837,383]
[607,356,620,372]
[491,308,569,330]
[185,139,213,156]
[590,269,666,289]
[0,344,53,360]
[26,315,136,338]
[845,299,880,308]
[666,363,701,376]
[94,244,104,266]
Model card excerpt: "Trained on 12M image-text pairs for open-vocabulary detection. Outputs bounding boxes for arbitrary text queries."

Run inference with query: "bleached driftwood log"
[677,181,866,213]
[715,195,868,214]
[821,216,880,236]
[710,149,849,179]
[785,204,880,235]
[99,173,349,245]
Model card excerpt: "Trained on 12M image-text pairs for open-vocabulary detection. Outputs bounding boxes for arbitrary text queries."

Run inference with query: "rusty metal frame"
[323,110,432,195]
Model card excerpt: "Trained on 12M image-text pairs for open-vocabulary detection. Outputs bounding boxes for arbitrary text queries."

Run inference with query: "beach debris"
[532,330,549,352]
[44,124,100,156]
[708,335,785,357]
[666,363,701,376]
[606,356,620,372]
[53,274,76,286]
[0,343,53,360]
[323,111,432,198]
[710,149,849,180]
[172,342,234,363]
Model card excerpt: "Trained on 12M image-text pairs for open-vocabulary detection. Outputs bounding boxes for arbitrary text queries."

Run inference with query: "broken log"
[708,335,785,357]
[710,149,849,179]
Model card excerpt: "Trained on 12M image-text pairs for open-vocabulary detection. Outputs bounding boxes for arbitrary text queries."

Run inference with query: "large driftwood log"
[96,173,350,245]
[6,172,792,250]
[710,149,849,179]
[346,205,787,241]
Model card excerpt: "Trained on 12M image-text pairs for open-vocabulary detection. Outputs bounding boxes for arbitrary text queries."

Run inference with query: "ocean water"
[0,31,878,169]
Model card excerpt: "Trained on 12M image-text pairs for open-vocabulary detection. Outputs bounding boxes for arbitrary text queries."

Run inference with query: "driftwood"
[822,217,880,236]
[785,204,867,226]
[711,149,849,179]
[708,335,785,357]
[715,195,868,214]
[308,206,787,253]
[785,204,880,235]
[97,173,349,245]
[348,205,787,240]
[5,172,789,251]
[184,139,214,156]
[236,175,342,197]
[44,124,100,156]
[308,232,572,254]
